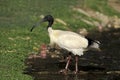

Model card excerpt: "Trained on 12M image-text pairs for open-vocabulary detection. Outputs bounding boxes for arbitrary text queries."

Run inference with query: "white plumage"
[48,27,88,56]
[31,15,101,74]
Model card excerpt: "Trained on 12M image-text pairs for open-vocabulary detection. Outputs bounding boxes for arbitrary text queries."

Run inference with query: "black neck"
[47,20,53,29]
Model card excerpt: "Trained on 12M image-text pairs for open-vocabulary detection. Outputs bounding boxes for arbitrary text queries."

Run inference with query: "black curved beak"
[30,19,45,32]
[30,23,38,32]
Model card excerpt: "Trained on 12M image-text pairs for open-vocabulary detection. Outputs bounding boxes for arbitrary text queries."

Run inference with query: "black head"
[43,15,54,23]
[30,15,54,32]
[42,15,54,28]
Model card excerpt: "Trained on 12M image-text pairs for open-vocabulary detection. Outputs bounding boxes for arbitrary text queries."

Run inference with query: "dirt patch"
[109,0,120,12]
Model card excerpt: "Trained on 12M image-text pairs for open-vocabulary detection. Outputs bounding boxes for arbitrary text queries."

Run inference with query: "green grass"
[0,0,120,80]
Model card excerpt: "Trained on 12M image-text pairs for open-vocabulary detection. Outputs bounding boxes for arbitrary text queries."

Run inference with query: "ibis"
[30,15,101,74]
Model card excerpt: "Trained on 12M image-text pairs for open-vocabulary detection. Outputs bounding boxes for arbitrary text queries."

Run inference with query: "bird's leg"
[59,53,72,74]
[75,55,79,74]
[65,54,71,70]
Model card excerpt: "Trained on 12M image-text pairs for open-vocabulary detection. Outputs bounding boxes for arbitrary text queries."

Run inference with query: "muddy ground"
[24,29,120,80]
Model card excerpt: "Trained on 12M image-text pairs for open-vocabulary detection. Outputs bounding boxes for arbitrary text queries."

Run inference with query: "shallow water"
[31,73,120,80]
[24,29,120,80]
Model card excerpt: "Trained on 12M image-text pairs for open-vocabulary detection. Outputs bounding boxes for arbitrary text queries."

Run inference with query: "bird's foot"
[59,69,68,75]
[73,71,79,74]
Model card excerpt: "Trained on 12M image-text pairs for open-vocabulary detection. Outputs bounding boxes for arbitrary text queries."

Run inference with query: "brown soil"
[109,0,120,12]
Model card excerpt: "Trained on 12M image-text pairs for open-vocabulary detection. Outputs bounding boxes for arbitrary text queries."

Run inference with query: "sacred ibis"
[30,15,101,74]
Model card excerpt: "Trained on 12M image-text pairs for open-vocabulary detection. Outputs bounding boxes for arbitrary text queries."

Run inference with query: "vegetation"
[0,0,120,80]
[80,0,120,16]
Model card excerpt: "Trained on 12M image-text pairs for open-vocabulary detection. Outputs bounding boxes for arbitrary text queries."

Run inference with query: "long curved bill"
[30,19,45,32]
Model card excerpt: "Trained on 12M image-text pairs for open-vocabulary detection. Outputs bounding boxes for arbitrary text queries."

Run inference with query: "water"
[31,74,120,80]
[24,29,120,80]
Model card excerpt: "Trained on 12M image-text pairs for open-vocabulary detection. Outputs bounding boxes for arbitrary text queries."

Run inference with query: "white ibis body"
[30,15,101,74]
